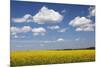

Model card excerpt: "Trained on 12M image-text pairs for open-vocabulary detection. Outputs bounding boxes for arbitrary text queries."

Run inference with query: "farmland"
[10,49,95,67]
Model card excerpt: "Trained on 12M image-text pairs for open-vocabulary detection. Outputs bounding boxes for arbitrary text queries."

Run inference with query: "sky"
[10,1,95,51]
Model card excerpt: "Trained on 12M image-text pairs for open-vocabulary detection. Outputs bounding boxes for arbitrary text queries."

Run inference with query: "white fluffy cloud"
[88,7,95,17]
[57,28,67,32]
[12,14,33,23]
[11,27,22,34]
[11,26,46,36]
[11,26,32,35]
[32,27,46,33]
[21,26,32,32]
[33,6,63,24]
[69,16,95,32]
[75,24,95,31]
[12,6,63,24]
[47,25,67,32]
[57,38,64,42]
[47,25,60,30]
[32,27,46,36]
[69,16,92,27]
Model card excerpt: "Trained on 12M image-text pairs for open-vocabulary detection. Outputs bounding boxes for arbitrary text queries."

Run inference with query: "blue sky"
[10,1,95,50]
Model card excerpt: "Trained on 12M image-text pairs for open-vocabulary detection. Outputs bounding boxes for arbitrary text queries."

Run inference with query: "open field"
[10,49,95,67]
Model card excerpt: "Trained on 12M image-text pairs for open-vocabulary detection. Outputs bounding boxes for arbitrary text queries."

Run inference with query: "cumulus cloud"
[69,16,92,27]
[88,6,95,17]
[12,14,33,23]
[57,28,67,32]
[47,25,60,30]
[11,26,32,35]
[47,25,67,32]
[12,6,63,24]
[32,27,46,36]
[75,24,95,31]
[57,38,64,42]
[11,27,22,34]
[11,26,47,36]
[33,6,63,24]
[69,16,95,32]
[21,26,32,32]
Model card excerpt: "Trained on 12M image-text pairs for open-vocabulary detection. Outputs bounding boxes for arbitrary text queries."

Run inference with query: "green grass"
[10,49,95,67]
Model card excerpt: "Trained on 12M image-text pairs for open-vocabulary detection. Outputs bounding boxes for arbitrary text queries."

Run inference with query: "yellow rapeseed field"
[10,50,95,67]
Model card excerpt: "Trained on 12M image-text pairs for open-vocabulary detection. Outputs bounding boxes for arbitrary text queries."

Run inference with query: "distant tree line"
[54,47,95,50]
